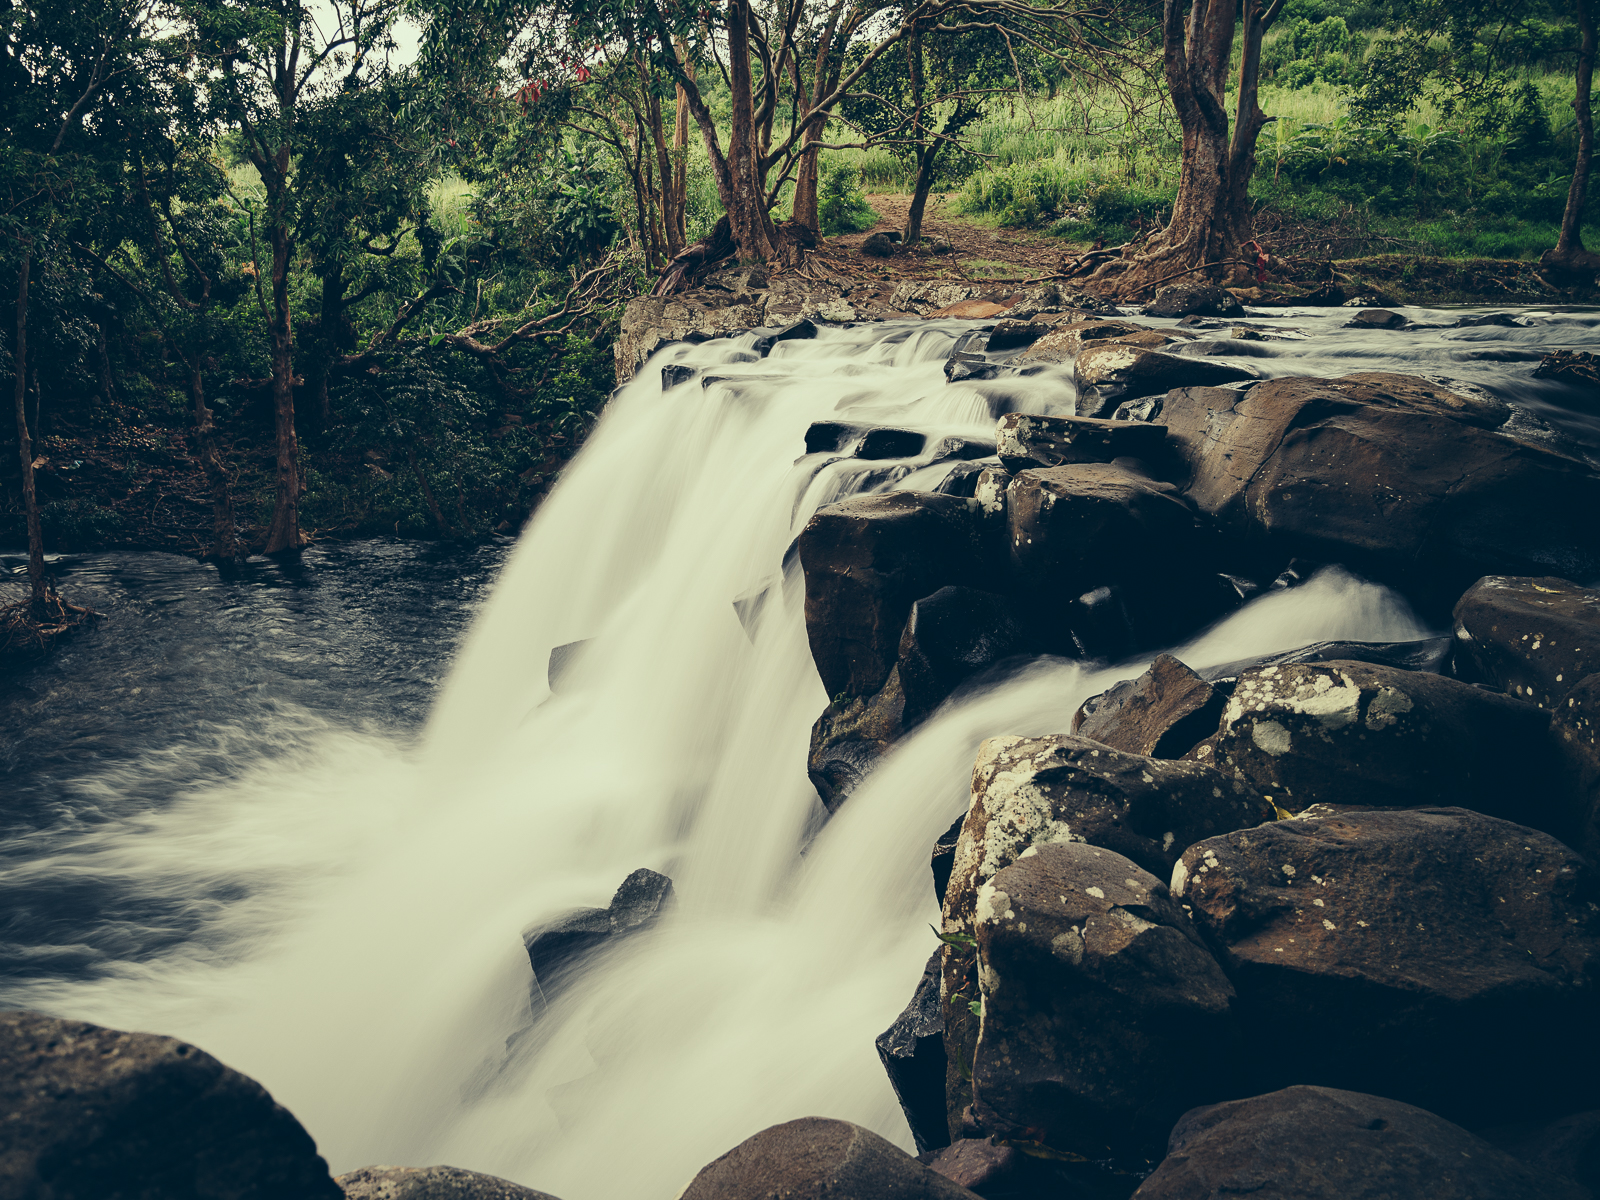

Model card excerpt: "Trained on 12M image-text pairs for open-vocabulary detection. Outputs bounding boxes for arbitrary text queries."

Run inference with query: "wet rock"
[523,868,674,992]
[862,232,896,258]
[661,363,696,390]
[338,1165,562,1199]
[946,353,1001,383]
[986,319,1055,350]
[1174,807,1600,1127]
[678,1117,981,1200]
[1074,654,1224,759]
[1192,659,1562,830]
[921,1140,1024,1195]
[0,1010,343,1199]
[1481,1109,1600,1197]
[807,669,907,812]
[1159,373,1600,600]
[1199,635,1455,684]
[1111,396,1163,422]
[898,587,1029,722]
[1057,288,1122,315]
[935,461,991,498]
[1454,311,1524,328]
[614,292,769,382]
[751,318,817,355]
[931,814,965,904]
[876,951,949,1155]
[1141,282,1245,319]
[859,428,928,459]
[1453,575,1600,709]
[1067,584,1140,660]
[1133,1086,1587,1200]
[799,491,991,698]
[1554,672,1600,861]
[1015,320,1172,367]
[803,421,866,455]
[971,843,1236,1161]
[995,412,1169,472]
[973,466,1010,524]
[1073,344,1256,417]
[931,300,1008,319]
[1007,462,1197,602]
[1345,307,1409,329]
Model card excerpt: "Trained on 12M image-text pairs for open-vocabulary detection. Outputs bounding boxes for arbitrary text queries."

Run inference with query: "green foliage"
[40,500,125,546]
[818,162,878,236]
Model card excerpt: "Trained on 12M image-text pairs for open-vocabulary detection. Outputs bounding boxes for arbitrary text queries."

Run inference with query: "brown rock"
[1073,654,1223,759]
[921,1140,1022,1194]
[1175,807,1600,1127]
[994,412,1169,473]
[1073,344,1256,417]
[1454,575,1600,709]
[929,300,1007,319]
[337,1165,562,1199]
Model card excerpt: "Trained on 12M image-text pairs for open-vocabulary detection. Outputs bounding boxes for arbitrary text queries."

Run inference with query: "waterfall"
[0,318,1458,1198]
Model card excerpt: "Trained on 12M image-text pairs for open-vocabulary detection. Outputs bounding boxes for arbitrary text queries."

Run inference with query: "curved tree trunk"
[1544,0,1600,281]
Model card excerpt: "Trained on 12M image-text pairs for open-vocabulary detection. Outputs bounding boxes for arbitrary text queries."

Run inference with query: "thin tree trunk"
[671,71,691,251]
[94,320,116,406]
[262,190,302,554]
[790,130,824,234]
[1550,0,1599,272]
[190,365,238,561]
[12,252,45,606]
[905,144,942,245]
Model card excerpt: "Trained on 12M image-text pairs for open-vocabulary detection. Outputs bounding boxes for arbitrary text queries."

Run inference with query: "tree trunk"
[1546,0,1600,278]
[190,365,238,561]
[261,191,302,555]
[724,0,778,260]
[790,130,823,234]
[905,143,942,245]
[670,76,691,252]
[1103,0,1281,298]
[12,252,45,606]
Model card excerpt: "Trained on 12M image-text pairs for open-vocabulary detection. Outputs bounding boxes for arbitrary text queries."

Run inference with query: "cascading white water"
[0,318,1448,1199]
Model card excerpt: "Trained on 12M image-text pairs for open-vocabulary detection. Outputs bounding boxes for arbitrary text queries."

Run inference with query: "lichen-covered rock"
[994,413,1169,473]
[1013,320,1173,366]
[807,668,906,812]
[1006,462,1197,601]
[677,1117,981,1200]
[1141,282,1246,319]
[1190,659,1561,831]
[971,843,1235,1161]
[892,282,989,313]
[799,491,991,698]
[875,951,948,1155]
[1174,807,1600,1127]
[0,1010,343,1200]
[1454,575,1600,709]
[1132,1087,1588,1200]
[1199,636,1454,686]
[1073,344,1256,417]
[1158,373,1600,600]
[1073,654,1224,759]
[337,1165,563,1200]
[614,293,768,382]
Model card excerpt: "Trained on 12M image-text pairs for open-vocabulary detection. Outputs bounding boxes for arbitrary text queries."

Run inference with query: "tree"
[1094,0,1285,296]
[1545,0,1598,281]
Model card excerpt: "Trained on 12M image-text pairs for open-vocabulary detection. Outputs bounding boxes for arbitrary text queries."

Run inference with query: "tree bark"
[189,365,239,561]
[1546,0,1600,278]
[12,252,45,606]
[724,0,778,260]
[261,165,303,555]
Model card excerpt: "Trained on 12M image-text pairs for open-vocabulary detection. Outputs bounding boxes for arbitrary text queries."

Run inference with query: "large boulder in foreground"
[1454,575,1600,709]
[338,1165,562,1199]
[1174,807,1600,1127]
[1132,1086,1588,1200]
[972,843,1236,1162]
[1158,373,1600,601]
[677,1117,981,1200]
[1190,658,1563,833]
[800,492,990,698]
[0,1010,342,1199]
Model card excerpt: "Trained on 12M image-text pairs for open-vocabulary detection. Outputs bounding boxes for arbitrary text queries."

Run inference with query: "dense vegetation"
[2,0,1594,591]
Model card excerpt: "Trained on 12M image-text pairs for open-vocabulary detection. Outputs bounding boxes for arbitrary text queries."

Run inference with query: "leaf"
[931,924,976,950]
[429,333,446,346]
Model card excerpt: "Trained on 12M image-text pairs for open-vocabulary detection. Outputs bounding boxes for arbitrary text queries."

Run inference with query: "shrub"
[818,161,878,235]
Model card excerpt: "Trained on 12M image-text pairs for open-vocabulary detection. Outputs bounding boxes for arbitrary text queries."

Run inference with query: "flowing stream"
[2,305,1599,1198]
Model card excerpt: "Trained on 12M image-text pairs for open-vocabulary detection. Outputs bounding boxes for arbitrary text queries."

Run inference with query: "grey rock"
[1175,807,1600,1127]
[678,1117,981,1200]
[337,1165,561,1200]
[862,232,896,258]
[1133,1086,1587,1200]
[0,1010,342,1200]
[523,868,674,992]
[1345,307,1409,329]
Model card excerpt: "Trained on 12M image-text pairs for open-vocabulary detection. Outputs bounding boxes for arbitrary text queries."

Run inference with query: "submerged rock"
[1133,1087,1587,1200]
[338,1165,563,1199]
[678,1117,981,1200]
[1175,807,1600,1127]
[523,868,674,992]
[0,1010,343,1199]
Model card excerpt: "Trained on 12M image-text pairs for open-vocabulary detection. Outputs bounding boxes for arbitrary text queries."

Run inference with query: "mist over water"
[1,308,1594,1198]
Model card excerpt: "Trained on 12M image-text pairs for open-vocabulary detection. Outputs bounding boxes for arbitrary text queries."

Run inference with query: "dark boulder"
[859,428,928,459]
[0,1010,343,1200]
[934,461,990,498]
[804,421,867,454]
[1345,307,1409,329]
[994,412,1169,473]
[523,868,674,992]
[985,319,1054,350]
[945,354,1000,383]
[875,951,948,1155]
[338,1165,563,1199]
[1481,1110,1600,1197]
[1198,635,1454,684]
[930,814,965,904]
[1554,671,1600,861]
[1454,575,1600,709]
[678,1117,981,1200]
[1073,653,1224,759]
[807,670,907,812]
[799,492,991,698]
[661,363,697,390]
[1189,659,1563,832]
[920,1141,1024,1196]
[1132,1086,1587,1200]
[897,587,1029,722]
[1174,807,1600,1127]
[971,843,1236,1161]
[751,319,818,355]
[1141,282,1246,319]
[1073,345,1256,417]
[861,232,896,258]
[1159,373,1600,601]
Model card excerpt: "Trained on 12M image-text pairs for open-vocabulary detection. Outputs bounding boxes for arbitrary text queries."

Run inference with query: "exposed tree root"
[0,589,100,665]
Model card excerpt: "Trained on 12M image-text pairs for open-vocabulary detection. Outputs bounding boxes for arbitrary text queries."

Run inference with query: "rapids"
[2,305,1598,1198]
